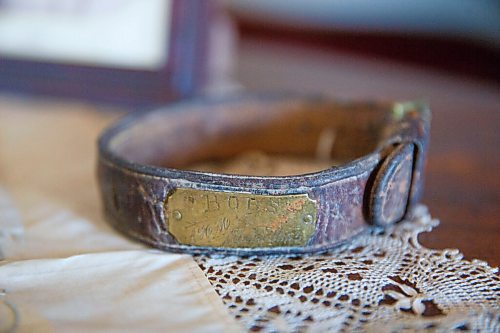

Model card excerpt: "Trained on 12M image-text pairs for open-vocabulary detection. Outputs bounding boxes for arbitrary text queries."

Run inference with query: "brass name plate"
[165,188,318,248]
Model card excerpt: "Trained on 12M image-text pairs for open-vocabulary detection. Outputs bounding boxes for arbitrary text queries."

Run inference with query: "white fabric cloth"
[0,99,240,333]
[0,250,238,333]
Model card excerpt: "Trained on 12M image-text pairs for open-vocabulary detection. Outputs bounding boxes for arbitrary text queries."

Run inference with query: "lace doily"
[195,205,499,332]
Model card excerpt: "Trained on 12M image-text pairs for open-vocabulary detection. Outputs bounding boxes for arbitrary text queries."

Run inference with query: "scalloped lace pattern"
[195,206,499,332]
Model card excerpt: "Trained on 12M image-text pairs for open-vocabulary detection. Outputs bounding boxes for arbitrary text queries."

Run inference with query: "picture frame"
[0,0,210,107]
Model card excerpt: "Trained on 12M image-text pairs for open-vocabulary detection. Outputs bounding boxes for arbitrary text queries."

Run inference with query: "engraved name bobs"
[165,188,318,248]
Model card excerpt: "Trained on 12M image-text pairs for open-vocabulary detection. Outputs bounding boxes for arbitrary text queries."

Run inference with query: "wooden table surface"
[235,38,500,267]
[1,34,497,267]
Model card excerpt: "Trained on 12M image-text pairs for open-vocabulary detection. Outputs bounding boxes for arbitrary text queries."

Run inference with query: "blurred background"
[0,0,498,264]
[0,0,498,103]
[229,0,500,81]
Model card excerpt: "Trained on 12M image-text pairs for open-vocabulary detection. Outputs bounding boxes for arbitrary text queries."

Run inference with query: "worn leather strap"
[98,95,430,254]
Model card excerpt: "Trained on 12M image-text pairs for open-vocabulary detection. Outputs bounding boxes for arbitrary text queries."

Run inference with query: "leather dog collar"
[98,95,430,255]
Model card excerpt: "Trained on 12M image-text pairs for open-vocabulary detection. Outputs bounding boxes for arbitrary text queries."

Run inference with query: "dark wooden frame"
[0,0,210,107]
